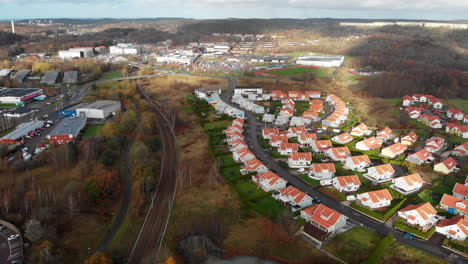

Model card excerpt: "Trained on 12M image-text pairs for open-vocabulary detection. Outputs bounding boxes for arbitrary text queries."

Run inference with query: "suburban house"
[308,104,324,113]
[428,97,443,109]
[350,123,370,137]
[309,163,336,180]
[363,164,396,183]
[376,127,393,141]
[225,131,244,142]
[303,111,319,121]
[290,116,306,127]
[287,126,307,138]
[300,204,347,233]
[412,94,428,103]
[439,194,468,215]
[424,137,446,153]
[241,158,268,175]
[306,91,321,98]
[262,113,275,123]
[404,106,425,119]
[357,189,393,209]
[288,152,312,168]
[436,216,468,241]
[279,143,299,155]
[273,186,313,212]
[391,173,425,195]
[453,142,468,157]
[298,133,317,146]
[434,158,459,175]
[252,171,287,192]
[233,147,255,163]
[355,137,383,151]
[232,118,244,127]
[270,135,288,147]
[325,147,351,161]
[310,140,333,153]
[272,90,288,100]
[381,143,407,159]
[447,108,464,120]
[453,183,468,200]
[344,155,371,171]
[228,139,248,152]
[402,95,414,106]
[406,149,434,165]
[332,132,354,145]
[262,128,280,139]
[465,114,468,124]
[332,175,361,192]
[446,123,468,139]
[401,131,418,146]
[398,202,438,230]
[419,114,443,129]
[279,107,294,117]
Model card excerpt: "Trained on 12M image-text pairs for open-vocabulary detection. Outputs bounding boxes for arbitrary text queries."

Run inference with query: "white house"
[363,164,395,183]
[406,149,434,165]
[274,115,290,126]
[391,173,425,195]
[262,128,280,139]
[252,171,287,192]
[401,131,418,146]
[290,116,306,127]
[298,133,317,146]
[241,159,268,175]
[398,202,438,229]
[453,142,468,157]
[446,123,468,139]
[424,137,445,153]
[436,215,468,241]
[343,155,371,171]
[288,152,312,168]
[228,139,248,152]
[332,133,354,145]
[287,126,307,138]
[447,108,464,120]
[279,143,299,156]
[355,137,383,151]
[233,147,255,163]
[376,127,393,141]
[453,183,468,201]
[357,189,393,209]
[325,147,351,161]
[310,140,333,153]
[332,175,361,192]
[262,114,275,123]
[234,86,263,95]
[270,135,288,147]
[350,123,370,137]
[300,204,348,233]
[439,194,468,216]
[419,114,443,129]
[402,95,414,106]
[273,186,313,212]
[309,163,336,180]
[412,94,428,103]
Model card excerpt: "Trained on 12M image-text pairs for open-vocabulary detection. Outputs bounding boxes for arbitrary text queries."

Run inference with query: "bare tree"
[66,193,79,219]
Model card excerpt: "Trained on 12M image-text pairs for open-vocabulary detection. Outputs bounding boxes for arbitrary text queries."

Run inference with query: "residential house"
[262,128,280,139]
[344,155,372,171]
[453,142,468,157]
[453,183,468,200]
[225,124,243,134]
[406,149,434,165]
[262,114,276,123]
[309,163,336,180]
[446,123,468,139]
[398,202,438,229]
[355,137,383,151]
[298,133,317,146]
[464,114,468,124]
[290,116,306,127]
[309,104,324,113]
[306,91,321,98]
[252,171,287,192]
[287,126,307,138]
[241,158,268,175]
[447,108,464,120]
[439,194,468,215]
[429,98,443,109]
[402,95,414,106]
[424,137,445,153]
[434,158,459,175]
[419,114,443,129]
[332,132,353,145]
[270,135,288,147]
[357,189,393,209]
[300,204,347,233]
[273,186,313,211]
[233,148,255,163]
[436,215,468,241]
[225,131,244,142]
[401,131,418,146]
[279,107,294,117]
[271,90,288,100]
[303,111,319,121]
[274,115,290,126]
[232,118,244,127]
[325,147,351,161]
[381,143,408,159]
[228,139,248,152]
[279,143,299,155]
[412,94,428,103]
[288,152,312,168]
[404,106,425,119]
[376,127,393,141]
[363,164,396,183]
[391,173,425,195]
[310,140,333,153]
[332,175,361,192]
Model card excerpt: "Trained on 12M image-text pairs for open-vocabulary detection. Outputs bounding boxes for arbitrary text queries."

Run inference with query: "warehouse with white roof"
[76,100,121,119]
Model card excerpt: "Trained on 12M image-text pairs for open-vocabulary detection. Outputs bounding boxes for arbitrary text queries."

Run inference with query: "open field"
[253,66,330,77]
[448,99,468,112]
[82,124,103,137]
[99,71,122,81]
[381,240,446,264]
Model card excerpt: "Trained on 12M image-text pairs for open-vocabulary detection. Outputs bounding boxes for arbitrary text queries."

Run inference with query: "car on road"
[7,234,19,241]
[312,197,321,204]
[404,233,414,239]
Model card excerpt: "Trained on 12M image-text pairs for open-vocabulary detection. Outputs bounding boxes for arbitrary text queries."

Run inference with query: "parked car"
[7,234,19,241]
[404,233,414,239]
[312,197,321,204]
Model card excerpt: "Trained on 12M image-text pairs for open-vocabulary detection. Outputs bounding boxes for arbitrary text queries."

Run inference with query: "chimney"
[11,20,15,34]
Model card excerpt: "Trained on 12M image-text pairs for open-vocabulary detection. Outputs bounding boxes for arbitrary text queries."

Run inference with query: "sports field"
[254,66,329,77]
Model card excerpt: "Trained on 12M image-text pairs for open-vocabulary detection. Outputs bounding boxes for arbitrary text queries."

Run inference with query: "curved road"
[221,79,467,264]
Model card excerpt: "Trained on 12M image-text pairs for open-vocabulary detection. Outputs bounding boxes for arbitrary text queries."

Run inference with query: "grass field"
[448,99,468,112]
[266,66,325,76]
[99,71,122,81]
[82,124,103,137]
[381,240,446,264]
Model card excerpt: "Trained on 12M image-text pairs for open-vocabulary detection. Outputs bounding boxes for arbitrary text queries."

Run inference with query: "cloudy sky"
[1,0,467,20]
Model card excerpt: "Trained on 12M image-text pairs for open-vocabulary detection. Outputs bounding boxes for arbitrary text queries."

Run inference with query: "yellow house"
[433,158,458,175]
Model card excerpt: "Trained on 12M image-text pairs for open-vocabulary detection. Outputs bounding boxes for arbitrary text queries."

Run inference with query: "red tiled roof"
[305,204,344,229]
[453,183,468,197]
[279,143,299,151]
[402,131,418,143]
[349,155,371,165]
[399,202,436,220]
[270,135,288,144]
[400,173,424,187]
[299,133,317,141]
[310,163,336,173]
[329,147,351,159]
[336,175,361,187]
[360,137,383,149]
[367,189,393,203]
[411,149,433,161]
[382,143,407,155]
[440,194,468,214]
[333,132,353,143]
[436,157,458,171]
[289,152,312,161]
[313,140,333,151]
[436,216,468,235]
[372,164,395,175]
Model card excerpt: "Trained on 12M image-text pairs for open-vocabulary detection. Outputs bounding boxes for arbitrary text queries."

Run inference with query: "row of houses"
[322,94,349,128]
[231,94,265,114]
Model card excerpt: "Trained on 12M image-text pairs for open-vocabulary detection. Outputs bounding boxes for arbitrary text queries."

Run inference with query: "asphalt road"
[221,79,467,264]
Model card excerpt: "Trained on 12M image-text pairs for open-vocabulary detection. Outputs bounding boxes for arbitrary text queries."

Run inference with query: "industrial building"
[47,116,87,144]
[0,88,43,105]
[109,43,142,55]
[11,70,31,83]
[0,69,13,78]
[0,120,44,144]
[58,47,94,59]
[59,102,90,117]
[234,86,263,95]
[3,107,36,118]
[156,53,200,65]
[76,100,121,119]
[40,70,61,85]
[296,53,344,67]
[63,71,79,84]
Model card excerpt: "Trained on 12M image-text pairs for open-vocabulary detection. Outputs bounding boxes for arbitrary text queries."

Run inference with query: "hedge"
[362,233,394,264]
[351,198,407,221]
[383,198,407,220]
[394,218,436,239]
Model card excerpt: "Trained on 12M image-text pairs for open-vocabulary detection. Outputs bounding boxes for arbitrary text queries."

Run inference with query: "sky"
[1,0,467,20]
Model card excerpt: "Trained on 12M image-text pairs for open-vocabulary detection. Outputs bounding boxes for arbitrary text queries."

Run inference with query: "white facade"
[296,53,344,67]
[76,100,120,119]
[110,43,142,55]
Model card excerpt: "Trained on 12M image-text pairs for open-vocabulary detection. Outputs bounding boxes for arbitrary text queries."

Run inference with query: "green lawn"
[82,124,103,137]
[233,182,266,201]
[323,227,382,264]
[381,240,447,264]
[443,238,468,254]
[447,99,468,112]
[218,154,241,168]
[99,71,122,81]
[297,173,320,185]
[250,196,285,218]
[266,66,326,77]
[417,189,437,206]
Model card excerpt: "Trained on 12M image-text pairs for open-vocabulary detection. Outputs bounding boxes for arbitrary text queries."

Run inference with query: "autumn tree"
[84,252,113,264]
[120,110,138,135]
[25,219,46,243]
[163,257,176,264]
[100,122,118,138]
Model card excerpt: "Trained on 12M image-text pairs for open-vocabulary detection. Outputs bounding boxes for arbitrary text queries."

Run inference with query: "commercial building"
[11,70,31,83]
[76,100,121,119]
[41,70,61,85]
[296,53,344,67]
[110,43,142,55]
[47,116,87,144]
[0,120,44,144]
[59,102,89,117]
[234,86,263,95]
[3,107,36,118]
[63,71,79,84]
[156,53,200,65]
[0,88,43,105]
